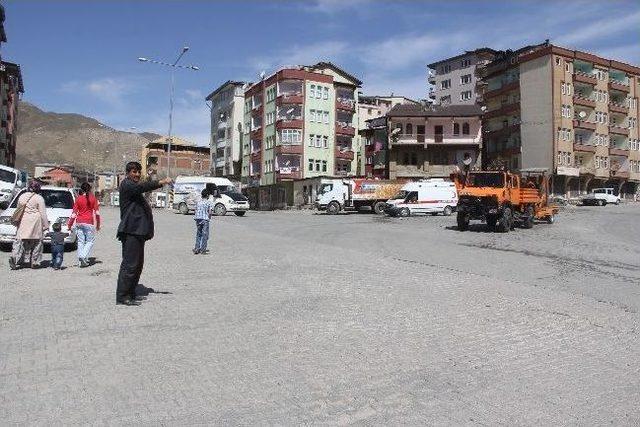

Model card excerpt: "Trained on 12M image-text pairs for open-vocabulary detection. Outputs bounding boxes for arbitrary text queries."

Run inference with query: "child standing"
[193,187,214,254]
[46,222,69,270]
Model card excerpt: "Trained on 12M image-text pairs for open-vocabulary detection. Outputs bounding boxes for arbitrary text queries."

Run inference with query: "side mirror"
[16,180,23,187]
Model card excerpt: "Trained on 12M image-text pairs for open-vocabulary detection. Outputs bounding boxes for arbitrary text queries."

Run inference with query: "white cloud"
[60,77,133,106]
[556,10,640,46]
[303,0,372,14]
[249,41,350,75]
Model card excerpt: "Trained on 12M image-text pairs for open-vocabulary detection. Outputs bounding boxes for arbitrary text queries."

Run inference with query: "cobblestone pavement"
[1,204,639,425]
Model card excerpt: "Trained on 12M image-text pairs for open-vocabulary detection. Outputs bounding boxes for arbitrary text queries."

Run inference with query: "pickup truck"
[581,188,620,206]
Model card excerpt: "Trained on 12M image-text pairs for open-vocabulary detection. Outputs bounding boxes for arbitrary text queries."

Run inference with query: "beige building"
[478,42,640,197]
[140,136,210,178]
[386,104,483,179]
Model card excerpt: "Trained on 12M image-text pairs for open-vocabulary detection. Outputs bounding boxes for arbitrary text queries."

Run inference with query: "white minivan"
[172,176,249,216]
[385,179,458,217]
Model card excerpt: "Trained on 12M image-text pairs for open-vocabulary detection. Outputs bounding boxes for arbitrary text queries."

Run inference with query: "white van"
[385,179,458,217]
[173,176,249,216]
[0,165,27,209]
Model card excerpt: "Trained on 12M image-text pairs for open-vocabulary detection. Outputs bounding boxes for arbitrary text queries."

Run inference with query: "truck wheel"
[234,211,246,217]
[326,201,340,215]
[545,214,555,224]
[498,207,512,233]
[179,203,189,215]
[214,203,227,216]
[523,206,534,229]
[598,200,605,206]
[486,215,497,230]
[373,201,386,215]
[457,212,469,231]
[615,199,620,205]
[399,207,410,217]
[443,206,453,216]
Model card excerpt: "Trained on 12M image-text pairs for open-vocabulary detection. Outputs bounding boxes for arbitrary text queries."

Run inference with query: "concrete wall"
[430,53,481,105]
[520,55,553,169]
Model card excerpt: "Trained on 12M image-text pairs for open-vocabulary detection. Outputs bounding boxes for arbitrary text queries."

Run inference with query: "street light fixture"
[137,46,199,189]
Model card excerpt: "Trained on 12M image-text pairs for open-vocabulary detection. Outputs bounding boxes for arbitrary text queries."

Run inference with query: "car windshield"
[10,189,74,209]
[0,169,16,184]
[222,191,247,201]
[593,189,605,194]
[392,190,408,200]
[468,173,504,188]
[318,184,333,195]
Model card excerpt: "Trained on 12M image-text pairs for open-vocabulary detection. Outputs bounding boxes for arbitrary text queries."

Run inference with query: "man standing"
[116,161,172,306]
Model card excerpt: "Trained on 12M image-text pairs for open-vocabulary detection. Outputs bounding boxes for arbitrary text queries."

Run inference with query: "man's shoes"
[200,249,209,255]
[192,249,200,255]
[79,259,88,268]
[116,298,141,306]
[132,295,147,301]
[8,257,17,270]
[83,258,91,266]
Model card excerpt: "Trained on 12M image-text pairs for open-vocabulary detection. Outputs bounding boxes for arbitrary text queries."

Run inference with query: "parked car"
[0,165,27,209]
[0,186,78,249]
[581,188,620,206]
[385,179,458,217]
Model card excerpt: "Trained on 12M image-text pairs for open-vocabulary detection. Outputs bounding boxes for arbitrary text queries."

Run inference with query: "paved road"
[1,205,639,425]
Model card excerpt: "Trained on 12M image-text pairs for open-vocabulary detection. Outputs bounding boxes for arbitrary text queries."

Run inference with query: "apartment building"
[205,80,246,178]
[241,62,361,187]
[386,104,483,179]
[357,95,420,178]
[0,5,24,168]
[428,48,497,105]
[140,136,210,178]
[477,42,640,197]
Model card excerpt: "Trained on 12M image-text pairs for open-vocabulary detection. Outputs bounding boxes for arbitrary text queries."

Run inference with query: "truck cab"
[315,178,350,214]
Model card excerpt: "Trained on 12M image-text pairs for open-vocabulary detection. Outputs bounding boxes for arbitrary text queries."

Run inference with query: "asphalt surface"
[1,204,639,425]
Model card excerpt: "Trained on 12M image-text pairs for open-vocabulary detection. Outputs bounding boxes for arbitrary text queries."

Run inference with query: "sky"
[3,0,640,146]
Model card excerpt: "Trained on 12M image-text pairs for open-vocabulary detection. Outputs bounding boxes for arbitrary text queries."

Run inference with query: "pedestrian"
[9,180,49,270]
[45,222,69,270]
[193,187,214,255]
[68,182,101,267]
[115,161,172,306]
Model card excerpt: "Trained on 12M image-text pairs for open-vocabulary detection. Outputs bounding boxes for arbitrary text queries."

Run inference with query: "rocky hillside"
[15,101,162,173]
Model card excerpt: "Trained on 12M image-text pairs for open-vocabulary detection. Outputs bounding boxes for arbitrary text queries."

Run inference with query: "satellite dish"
[391,128,401,135]
[284,160,290,166]
[286,108,294,115]
[480,106,487,112]
[259,71,265,80]
[578,111,587,119]
[463,157,473,166]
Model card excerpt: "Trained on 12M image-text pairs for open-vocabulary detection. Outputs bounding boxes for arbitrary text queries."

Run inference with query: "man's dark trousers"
[116,233,145,301]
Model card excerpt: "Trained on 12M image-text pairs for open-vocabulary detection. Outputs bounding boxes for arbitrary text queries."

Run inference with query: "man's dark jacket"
[117,178,163,241]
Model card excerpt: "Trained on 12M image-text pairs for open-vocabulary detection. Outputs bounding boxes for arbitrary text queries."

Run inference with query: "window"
[460,74,472,85]
[322,161,327,172]
[308,159,314,171]
[281,129,302,144]
[315,160,321,172]
[453,123,460,135]
[323,111,330,124]
[441,79,451,90]
[565,62,570,73]
[323,87,329,100]
[406,123,413,134]
[461,58,471,68]
[315,135,322,148]
[323,136,328,148]
[555,57,561,66]
[462,122,470,135]
[440,95,451,104]
[561,82,566,95]
[316,86,322,99]
[309,134,315,147]
[417,125,425,135]
[309,85,315,98]
[460,91,472,101]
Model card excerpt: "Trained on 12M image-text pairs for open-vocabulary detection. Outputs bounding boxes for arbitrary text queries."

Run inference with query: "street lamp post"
[138,47,199,180]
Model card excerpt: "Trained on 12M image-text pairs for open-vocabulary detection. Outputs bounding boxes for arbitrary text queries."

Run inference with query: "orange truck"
[455,168,558,232]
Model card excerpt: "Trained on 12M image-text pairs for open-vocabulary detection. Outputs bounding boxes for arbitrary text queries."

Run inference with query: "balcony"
[482,81,519,99]
[608,102,629,115]
[608,81,629,93]
[276,170,302,180]
[609,146,629,156]
[276,93,304,106]
[250,151,261,162]
[335,146,355,161]
[573,71,597,85]
[274,144,303,155]
[579,164,596,175]
[573,119,596,131]
[609,125,629,136]
[573,95,596,108]
[335,122,356,136]
[573,142,597,153]
[428,88,436,99]
[276,118,303,130]
[336,97,356,112]
[483,102,520,119]
[394,133,425,145]
[484,123,520,139]
[428,74,436,85]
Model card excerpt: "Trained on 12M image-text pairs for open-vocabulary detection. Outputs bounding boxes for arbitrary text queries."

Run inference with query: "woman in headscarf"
[68,182,100,267]
[10,180,49,269]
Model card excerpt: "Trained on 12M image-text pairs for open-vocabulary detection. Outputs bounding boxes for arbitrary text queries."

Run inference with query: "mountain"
[15,101,163,174]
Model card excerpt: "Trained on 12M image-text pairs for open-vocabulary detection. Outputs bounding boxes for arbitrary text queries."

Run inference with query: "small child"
[46,222,69,270]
